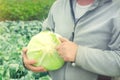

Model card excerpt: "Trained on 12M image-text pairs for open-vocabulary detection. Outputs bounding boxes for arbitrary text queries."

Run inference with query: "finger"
[56,42,64,50]
[23,53,36,64]
[56,44,60,51]
[22,48,36,64]
[56,47,64,57]
[25,64,47,72]
[22,47,28,59]
[24,59,36,65]
[59,37,68,43]
[22,47,27,54]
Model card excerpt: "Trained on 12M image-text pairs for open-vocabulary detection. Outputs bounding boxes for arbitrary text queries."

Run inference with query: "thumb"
[22,47,36,64]
[59,37,68,43]
[22,47,27,54]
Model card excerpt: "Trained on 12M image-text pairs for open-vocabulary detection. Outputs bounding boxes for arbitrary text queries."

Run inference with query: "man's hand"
[56,37,78,62]
[22,48,47,72]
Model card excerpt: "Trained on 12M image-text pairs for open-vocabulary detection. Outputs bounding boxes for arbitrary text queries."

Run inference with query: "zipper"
[69,0,99,41]
[69,0,88,41]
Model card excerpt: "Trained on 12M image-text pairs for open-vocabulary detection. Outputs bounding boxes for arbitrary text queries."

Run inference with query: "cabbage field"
[0,21,51,80]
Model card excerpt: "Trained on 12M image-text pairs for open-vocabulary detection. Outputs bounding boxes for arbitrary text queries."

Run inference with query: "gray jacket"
[43,0,120,80]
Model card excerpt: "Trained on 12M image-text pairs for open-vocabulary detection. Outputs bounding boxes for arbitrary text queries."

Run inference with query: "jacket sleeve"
[42,1,59,31]
[42,12,55,31]
[75,8,120,77]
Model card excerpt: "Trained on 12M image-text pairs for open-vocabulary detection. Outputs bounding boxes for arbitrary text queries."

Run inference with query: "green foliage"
[0,0,55,21]
[0,21,51,80]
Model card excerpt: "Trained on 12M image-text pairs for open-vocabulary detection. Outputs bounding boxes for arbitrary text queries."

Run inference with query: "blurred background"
[0,0,55,21]
[0,0,55,80]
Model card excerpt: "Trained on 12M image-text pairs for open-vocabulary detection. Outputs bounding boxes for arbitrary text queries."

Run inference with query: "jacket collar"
[99,0,112,3]
[69,0,112,23]
[89,0,112,9]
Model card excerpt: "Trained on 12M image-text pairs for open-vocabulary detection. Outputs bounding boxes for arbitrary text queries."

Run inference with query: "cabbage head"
[26,31,64,71]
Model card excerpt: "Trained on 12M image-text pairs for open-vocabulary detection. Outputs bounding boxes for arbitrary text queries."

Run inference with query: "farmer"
[22,0,120,80]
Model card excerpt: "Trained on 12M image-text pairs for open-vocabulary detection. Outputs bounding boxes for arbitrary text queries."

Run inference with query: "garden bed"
[0,21,51,80]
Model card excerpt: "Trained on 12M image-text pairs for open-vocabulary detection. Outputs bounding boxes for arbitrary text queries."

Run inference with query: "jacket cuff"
[75,45,89,67]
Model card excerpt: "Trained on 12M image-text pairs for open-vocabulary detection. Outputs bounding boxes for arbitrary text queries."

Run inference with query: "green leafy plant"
[0,21,51,80]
